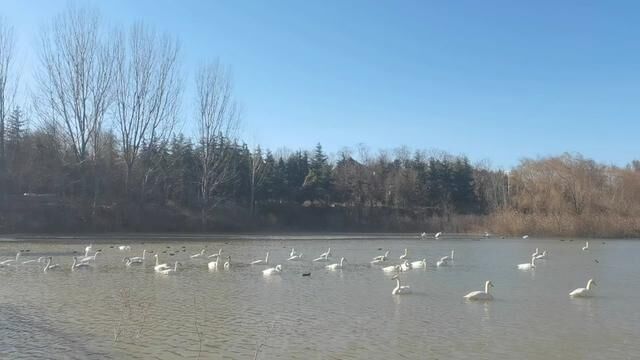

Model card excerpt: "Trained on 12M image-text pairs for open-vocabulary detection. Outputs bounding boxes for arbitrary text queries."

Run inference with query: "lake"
[0,234,638,359]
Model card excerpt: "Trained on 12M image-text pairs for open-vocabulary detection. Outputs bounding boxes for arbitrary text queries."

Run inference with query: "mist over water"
[1,235,638,359]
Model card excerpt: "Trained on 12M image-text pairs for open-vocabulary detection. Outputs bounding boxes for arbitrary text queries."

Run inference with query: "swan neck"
[485,282,490,294]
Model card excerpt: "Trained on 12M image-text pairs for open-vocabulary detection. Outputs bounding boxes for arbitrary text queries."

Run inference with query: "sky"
[3,0,640,168]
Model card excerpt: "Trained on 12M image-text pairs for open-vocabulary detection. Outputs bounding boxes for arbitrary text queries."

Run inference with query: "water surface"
[1,235,638,359]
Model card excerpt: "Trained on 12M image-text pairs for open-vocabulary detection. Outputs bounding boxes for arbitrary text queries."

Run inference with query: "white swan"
[208,249,223,259]
[313,253,330,262]
[400,260,412,272]
[71,256,91,271]
[79,250,101,263]
[371,251,390,264]
[535,250,547,260]
[289,248,298,257]
[312,247,331,261]
[43,257,61,272]
[158,262,179,275]
[532,248,540,257]
[326,257,346,270]
[321,248,331,258]
[123,257,143,266]
[522,235,529,239]
[190,249,206,259]
[391,275,411,295]
[262,264,282,275]
[570,279,596,297]
[207,258,220,270]
[434,232,442,239]
[436,250,454,267]
[517,256,536,270]
[154,254,170,272]
[118,245,131,251]
[411,259,427,268]
[382,264,401,273]
[464,281,494,300]
[0,252,20,265]
[484,232,490,238]
[224,256,231,270]
[436,257,450,267]
[582,241,589,251]
[288,253,303,261]
[251,252,269,265]
[399,248,408,260]
[129,249,146,262]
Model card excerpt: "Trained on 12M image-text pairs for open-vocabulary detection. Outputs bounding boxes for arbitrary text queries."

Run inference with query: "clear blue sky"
[4,0,640,168]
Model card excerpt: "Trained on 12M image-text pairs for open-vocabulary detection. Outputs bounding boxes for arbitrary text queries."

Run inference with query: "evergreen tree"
[303,143,333,202]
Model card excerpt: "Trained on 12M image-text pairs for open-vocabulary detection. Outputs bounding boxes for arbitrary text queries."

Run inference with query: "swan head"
[486,280,494,288]
[587,279,596,287]
[275,264,282,271]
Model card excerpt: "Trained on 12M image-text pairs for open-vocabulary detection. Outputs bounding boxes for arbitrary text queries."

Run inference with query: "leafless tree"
[113,23,181,194]
[0,18,16,176]
[196,60,240,228]
[34,6,115,164]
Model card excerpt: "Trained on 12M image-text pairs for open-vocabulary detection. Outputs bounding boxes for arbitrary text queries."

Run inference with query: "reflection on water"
[1,235,639,359]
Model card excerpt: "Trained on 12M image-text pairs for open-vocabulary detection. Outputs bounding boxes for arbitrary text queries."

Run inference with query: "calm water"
[1,235,639,359]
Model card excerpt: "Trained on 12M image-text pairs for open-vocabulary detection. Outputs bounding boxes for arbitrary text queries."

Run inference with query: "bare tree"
[113,23,181,194]
[34,6,115,163]
[0,18,16,180]
[196,60,240,228]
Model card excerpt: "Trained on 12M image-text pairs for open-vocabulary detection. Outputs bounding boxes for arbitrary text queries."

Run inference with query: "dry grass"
[486,210,640,238]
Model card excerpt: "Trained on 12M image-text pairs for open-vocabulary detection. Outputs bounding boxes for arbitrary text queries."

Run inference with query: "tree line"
[1,7,639,236]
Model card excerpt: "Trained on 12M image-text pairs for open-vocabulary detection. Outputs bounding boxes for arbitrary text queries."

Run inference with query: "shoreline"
[0,232,636,242]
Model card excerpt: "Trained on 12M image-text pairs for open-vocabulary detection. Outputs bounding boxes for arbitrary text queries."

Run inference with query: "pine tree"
[303,143,333,202]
